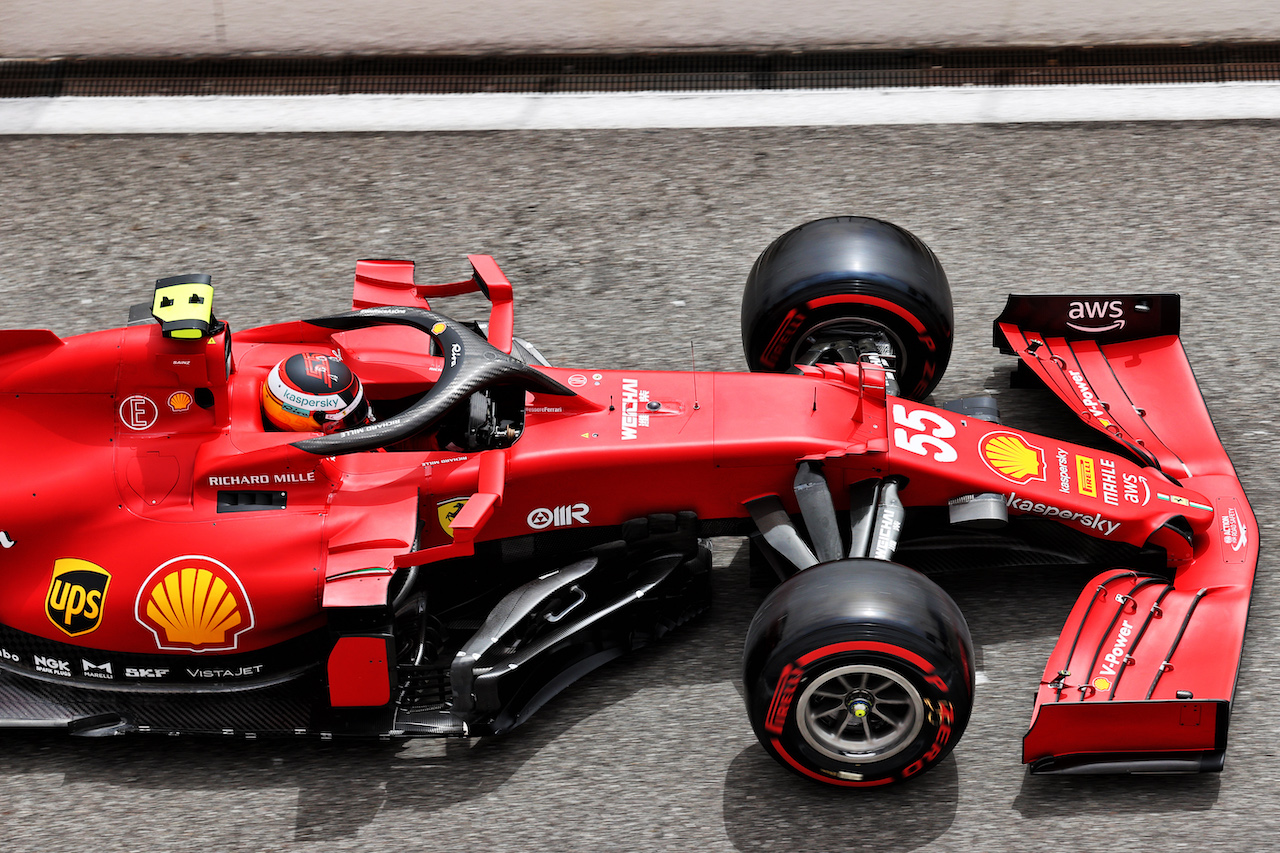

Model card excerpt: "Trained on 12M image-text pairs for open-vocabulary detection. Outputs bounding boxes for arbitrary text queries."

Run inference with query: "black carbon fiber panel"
[0,670,317,734]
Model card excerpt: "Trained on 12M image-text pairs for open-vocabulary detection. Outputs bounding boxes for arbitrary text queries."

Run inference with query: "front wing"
[996,295,1257,774]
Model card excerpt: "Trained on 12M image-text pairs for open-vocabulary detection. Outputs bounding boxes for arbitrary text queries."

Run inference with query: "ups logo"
[46,558,111,637]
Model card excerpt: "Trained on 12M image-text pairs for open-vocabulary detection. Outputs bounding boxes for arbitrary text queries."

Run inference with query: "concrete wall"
[3,1,1280,58]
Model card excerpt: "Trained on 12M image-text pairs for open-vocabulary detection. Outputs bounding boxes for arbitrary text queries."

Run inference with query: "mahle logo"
[46,558,111,637]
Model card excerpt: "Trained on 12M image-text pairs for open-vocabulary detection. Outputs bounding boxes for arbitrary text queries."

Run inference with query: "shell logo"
[167,391,193,413]
[979,431,1046,483]
[431,322,447,335]
[1092,676,1112,691]
[135,556,254,652]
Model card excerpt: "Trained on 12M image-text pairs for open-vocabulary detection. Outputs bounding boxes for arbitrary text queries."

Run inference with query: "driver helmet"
[261,352,373,433]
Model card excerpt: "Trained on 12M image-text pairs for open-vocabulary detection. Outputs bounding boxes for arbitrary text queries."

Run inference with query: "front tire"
[741,216,953,400]
[743,559,974,787]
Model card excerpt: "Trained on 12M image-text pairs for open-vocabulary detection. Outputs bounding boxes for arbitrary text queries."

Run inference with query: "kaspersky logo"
[46,558,110,637]
[136,556,253,652]
[979,431,1046,483]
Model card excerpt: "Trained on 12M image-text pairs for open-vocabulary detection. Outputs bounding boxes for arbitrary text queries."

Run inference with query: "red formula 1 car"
[0,217,1256,787]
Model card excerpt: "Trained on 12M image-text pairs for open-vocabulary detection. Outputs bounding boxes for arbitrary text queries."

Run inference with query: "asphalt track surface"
[1,120,1278,852]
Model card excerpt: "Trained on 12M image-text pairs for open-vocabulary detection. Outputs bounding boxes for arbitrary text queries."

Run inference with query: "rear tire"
[741,216,953,400]
[742,559,974,787]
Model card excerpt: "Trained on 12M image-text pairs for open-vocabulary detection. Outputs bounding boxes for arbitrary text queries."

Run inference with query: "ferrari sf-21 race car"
[0,217,1257,787]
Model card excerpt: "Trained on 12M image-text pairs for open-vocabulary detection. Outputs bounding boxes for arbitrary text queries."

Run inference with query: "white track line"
[3,82,1280,134]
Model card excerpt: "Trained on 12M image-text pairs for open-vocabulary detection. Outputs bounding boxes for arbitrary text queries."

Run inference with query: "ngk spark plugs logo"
[979,431,1046,484]
[45,558,111,637]
[135,556,254,652]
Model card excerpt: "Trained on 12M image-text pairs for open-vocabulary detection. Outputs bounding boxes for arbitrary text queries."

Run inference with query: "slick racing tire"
[742,559,974,787]
[741,216,953,400]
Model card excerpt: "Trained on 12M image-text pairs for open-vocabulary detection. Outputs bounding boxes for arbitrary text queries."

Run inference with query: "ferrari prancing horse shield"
[438,498,468,538]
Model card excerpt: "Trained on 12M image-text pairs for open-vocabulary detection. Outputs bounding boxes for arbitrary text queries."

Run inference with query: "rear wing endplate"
[350,255,515,353]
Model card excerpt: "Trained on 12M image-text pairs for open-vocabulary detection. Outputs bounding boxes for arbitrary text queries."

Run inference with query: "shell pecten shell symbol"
[981,432,1046,482]
[146,566,241,646]
[135,556,253,651]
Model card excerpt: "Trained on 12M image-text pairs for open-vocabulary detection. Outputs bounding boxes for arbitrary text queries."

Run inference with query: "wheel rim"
[788,317,907,376]
[795,663,925,764]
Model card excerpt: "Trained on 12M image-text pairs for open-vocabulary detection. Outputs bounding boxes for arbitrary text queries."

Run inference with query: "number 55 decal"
[892,404,958,462]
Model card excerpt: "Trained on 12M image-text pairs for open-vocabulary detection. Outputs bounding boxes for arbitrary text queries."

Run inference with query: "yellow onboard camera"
[151,274,218,339]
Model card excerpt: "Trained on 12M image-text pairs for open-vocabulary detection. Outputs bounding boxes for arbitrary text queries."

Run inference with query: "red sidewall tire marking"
[803,294,930,337]
[795,640,937,682]
[770,738,895,787]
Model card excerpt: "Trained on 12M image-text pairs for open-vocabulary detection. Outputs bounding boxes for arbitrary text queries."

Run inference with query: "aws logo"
[980,431,1046,484]
[135,556,254,652]
[46,558,111,637]
[1066,300,1125,333]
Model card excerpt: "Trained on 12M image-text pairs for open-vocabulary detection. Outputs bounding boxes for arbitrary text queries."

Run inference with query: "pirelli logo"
[1076,456,1098,498]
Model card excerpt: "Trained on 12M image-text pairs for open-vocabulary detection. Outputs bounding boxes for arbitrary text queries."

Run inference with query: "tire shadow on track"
[722,746,959,852]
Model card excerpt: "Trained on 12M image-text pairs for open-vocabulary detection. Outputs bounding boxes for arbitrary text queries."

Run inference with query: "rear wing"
[350,255,515,354]
[995,294,1259,775]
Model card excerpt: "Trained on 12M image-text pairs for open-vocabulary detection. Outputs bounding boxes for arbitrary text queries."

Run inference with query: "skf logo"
[979,432,1046,483]
[437,497,468,538]
[1067,300,1125,333]
[45,558,110,637]
[136,556,254,652]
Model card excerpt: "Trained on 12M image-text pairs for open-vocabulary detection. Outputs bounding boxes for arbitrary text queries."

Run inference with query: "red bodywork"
[0,259,1255,772]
